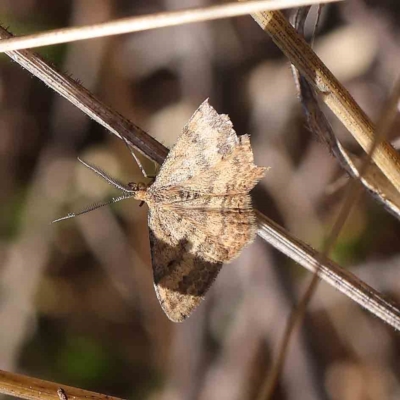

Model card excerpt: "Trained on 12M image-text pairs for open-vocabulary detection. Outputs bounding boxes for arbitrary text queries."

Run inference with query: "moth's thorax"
[129,182,149,202]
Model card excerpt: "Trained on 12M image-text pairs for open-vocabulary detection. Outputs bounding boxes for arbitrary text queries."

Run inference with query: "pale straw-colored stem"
[250,10,400,193]
[0,0,341,52]
[0,369,124,400]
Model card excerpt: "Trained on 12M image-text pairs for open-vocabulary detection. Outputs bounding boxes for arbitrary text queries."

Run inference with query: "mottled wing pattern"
[148,207,222,322]
[170,206,257,262]
[146,101,266,322]
[174,134,266,195]
[148,195,258,322]
[151,99,239,189]
[149,133,265,202]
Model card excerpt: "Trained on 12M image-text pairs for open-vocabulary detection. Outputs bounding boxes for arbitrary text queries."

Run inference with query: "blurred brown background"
[1,1,400,399]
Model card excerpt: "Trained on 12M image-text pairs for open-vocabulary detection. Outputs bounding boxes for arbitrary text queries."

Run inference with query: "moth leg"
[121,136,157,179]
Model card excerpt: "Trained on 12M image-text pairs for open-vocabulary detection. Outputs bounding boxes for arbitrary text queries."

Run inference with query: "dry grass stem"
[0,369,125,400]
[257,199,400,399]
[256,211,400,330]
[294,71,400,219]
[0,27,167,165]
[0,0,341,52]
[249,10,400,193]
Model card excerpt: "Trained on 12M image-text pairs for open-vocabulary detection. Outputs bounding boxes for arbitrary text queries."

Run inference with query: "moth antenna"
[51,194,134,224]
[121,136,155,179]
[78,157,134,193]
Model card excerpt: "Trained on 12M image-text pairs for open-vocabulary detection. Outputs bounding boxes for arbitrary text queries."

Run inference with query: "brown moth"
[54,100,266,322]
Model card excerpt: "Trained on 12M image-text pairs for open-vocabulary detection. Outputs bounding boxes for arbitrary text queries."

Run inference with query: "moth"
[54,100,266,322]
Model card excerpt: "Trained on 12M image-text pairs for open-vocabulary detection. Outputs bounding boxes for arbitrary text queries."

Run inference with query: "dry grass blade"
[0,0,341,52]
[0,369,125,400]
[249,9,400,193]
[256,211,400,330]
[257,204,400,399]
[0,27,168,165]
[296,71,400,219]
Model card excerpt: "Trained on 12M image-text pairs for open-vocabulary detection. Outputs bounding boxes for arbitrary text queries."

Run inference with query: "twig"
[294,69,400,218]
[0,0,341,52]
[248,10,400,193]
[0,369,124,400]
[256,211,400,330]
[0,28,167,165]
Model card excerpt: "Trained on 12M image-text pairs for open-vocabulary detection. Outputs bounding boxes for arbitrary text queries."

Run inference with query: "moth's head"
[128,181,147,191]
[128,181,148,202]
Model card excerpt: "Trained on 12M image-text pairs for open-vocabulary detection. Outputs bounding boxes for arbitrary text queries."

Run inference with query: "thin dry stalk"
[294,72,400,219]
[249,10,400,193]
[0,369,124,400]
[0,0,341,52]
[256,211,400,330]
[0,27,167,165]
